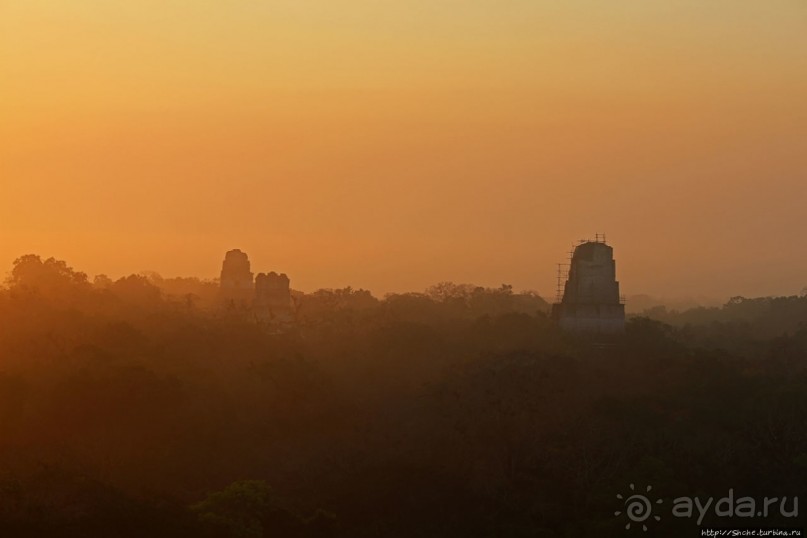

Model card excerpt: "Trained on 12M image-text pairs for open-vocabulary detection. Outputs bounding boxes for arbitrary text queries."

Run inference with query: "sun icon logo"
[614,483,663,532]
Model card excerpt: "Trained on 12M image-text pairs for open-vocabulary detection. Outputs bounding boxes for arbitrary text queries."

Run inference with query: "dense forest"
[0,255,805,537]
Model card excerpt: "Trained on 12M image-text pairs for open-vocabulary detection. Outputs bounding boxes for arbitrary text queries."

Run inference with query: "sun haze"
[2,1,805,298]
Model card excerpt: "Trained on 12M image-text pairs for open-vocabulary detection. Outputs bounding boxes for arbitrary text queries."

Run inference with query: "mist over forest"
[0,254,805,537]
[4,0,806,535]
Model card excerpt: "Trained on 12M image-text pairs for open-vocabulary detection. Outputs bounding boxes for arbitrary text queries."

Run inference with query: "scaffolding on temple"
[551,234,625,333]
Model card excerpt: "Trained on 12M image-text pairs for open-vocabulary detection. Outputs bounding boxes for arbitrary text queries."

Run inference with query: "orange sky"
[1,1,805,299]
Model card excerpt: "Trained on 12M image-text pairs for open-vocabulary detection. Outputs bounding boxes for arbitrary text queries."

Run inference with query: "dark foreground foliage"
[0,255,805,536]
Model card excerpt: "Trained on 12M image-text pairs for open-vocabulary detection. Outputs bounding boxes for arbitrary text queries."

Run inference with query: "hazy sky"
[1,1,805,299]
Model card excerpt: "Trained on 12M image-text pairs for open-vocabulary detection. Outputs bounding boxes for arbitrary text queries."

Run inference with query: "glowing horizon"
[2,1,805,299]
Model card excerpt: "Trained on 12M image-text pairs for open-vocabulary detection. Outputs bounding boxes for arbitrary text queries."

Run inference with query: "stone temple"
[551,238,625,333]
[254,271,293,323]
[218,249,293,324]
[219,249,254,308]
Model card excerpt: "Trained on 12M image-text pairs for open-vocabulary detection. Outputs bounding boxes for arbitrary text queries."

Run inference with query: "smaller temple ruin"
[552,236,625,333]
[254,271,293,323]
[218,250,294,326]
[219,249,254,308]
